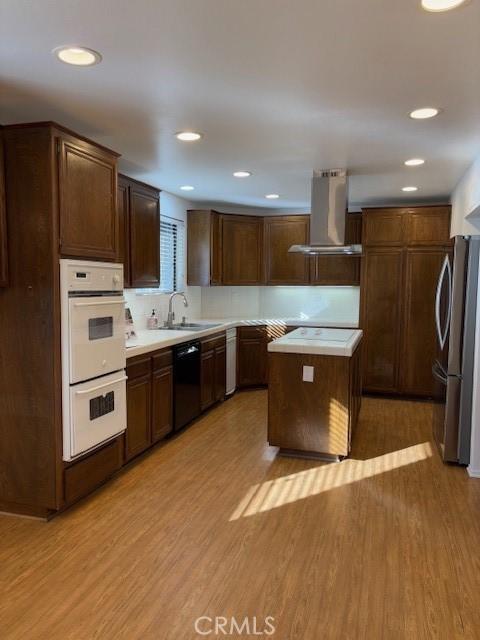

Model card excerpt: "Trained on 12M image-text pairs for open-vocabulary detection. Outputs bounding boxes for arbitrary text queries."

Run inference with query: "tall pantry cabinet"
[361,206,452,397]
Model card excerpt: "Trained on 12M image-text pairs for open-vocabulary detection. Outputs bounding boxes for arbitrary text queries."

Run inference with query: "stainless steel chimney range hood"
[288,169,362,256]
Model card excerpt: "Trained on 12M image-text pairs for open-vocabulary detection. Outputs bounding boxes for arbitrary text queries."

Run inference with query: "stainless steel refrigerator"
[432,236,480,464]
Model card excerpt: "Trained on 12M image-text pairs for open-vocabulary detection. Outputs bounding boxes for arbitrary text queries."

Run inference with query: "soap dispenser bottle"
[147,309,158,330]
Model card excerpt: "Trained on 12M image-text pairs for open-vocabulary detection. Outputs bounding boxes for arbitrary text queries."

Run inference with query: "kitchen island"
[268,328,363,460]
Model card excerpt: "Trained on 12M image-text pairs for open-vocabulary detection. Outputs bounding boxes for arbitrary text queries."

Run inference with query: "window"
[136,216,185,294]
[160,217,185,293]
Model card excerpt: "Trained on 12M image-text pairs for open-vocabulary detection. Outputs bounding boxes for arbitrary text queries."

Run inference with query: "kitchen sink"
[158,323,222,332]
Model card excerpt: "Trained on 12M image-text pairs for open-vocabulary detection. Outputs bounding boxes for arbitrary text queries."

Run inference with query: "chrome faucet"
[166,292,188,328]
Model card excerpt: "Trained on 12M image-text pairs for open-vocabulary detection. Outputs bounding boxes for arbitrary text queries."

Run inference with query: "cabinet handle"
[75,375,127,395]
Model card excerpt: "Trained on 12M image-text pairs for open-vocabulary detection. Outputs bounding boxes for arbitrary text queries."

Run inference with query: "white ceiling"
[1,0,480,210]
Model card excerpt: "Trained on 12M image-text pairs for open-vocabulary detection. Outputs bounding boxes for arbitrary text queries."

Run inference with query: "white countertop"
[267,327,363,357]
[126,317,359,358]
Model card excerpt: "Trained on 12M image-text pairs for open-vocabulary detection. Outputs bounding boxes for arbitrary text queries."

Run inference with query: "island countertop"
[267,327,363,357]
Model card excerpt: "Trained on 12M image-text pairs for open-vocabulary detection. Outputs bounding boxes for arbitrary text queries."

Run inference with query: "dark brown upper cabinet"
[118,174,160,289]
[263,215,310,285]
[310,212,362,286]
[0,129,7,286]
[187,210,223,286]
[221,214,263,285]
[187,210,263,286]
[58,133,119,260]
[117,177,130,287]
[363,206,451,248]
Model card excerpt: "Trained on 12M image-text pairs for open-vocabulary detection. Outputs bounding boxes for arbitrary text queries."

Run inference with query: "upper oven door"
[68,295,126,383]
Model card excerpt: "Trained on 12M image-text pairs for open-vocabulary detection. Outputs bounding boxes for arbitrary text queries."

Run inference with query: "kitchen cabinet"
[0,122,122,517]
[117,176,131,287]
[237,325,296,387]
[187,210,223,286]
[237,326,268,387]
[310,213,362,285]
[200,333,226,410]
[152,352,173,443]
[401,248,450,396]
[222,215,263,285]
[360,248,405,393]
[118,174,160,288]
[58,133,119,260]
[361,206,452,396]
[126,359,152,462]
[263,215,310,284]
[188,210,361,287]
[0,129,7,287]
[126,348,173,461]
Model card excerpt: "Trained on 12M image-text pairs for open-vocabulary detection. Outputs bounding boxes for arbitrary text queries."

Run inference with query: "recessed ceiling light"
[402,186,419,192]
[421,0,468,11]
[409,107,440,120]
[265,194,280,199]
[175,131,202,141]
[405,158,425,166]
[233,171,252,178]
[180,185,195,191]
[53,46,102,66]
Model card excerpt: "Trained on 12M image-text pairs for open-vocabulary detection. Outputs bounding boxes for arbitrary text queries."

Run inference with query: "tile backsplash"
[125,285,359,328]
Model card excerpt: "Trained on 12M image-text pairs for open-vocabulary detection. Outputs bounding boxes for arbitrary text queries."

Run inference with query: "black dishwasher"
[173,341,201,431]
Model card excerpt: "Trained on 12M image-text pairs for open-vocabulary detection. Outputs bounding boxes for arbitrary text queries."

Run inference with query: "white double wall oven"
[60,259,127,462]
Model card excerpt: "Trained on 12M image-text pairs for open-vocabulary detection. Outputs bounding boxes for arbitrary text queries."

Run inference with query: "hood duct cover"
[288,169,362,256]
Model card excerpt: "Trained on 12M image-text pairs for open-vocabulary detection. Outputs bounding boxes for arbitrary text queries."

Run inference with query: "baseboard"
[467,467,480,478]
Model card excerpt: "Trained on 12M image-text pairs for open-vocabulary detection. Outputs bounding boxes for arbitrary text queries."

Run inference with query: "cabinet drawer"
[64,438,122,505]
[152,349,173,371]
[126,355,151,379]
[201,332,226,352]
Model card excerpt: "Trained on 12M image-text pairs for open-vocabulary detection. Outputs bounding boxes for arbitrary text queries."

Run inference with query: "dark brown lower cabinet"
[237,325,296,388]
[125,349,173,462]
[152,364,173,443]
[200,333,226,411]
[126,372,152,461]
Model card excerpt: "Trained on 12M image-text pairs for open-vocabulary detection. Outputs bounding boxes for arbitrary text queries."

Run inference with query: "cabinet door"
[58,137,117,259]
[222,215,263,285]
[360,248,404,393]
[362,209,406,247]
[152,365,173,442]
[311,256,360,285]
[406,207,451,246]
[126,374,152,461]
[201,350,215,410]
[117,178,131,287]
[0,131,7,287]
[264,216,310,284]
[214,345,226,402]
[130,183,160,287]
[401,248,447,396]
[238,337,267,387]
[210,212,223,285]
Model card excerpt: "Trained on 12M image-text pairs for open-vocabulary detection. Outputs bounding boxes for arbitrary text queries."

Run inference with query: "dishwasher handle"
[176,343,200,358]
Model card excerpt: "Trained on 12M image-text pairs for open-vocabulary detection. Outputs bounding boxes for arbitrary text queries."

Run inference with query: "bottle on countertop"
[147,309,158,330]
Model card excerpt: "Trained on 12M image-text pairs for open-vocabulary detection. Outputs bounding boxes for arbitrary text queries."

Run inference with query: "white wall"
[451,156,480,236]
[468,250,480,477]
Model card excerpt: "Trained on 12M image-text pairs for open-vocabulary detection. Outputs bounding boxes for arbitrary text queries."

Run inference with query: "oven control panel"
[61,259,124,294]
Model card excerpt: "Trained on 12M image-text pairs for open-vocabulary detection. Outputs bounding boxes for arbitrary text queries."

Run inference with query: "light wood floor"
[2,392,480,640]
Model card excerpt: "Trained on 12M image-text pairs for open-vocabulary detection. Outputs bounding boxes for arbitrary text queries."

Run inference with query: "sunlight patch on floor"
[229,441,434,521]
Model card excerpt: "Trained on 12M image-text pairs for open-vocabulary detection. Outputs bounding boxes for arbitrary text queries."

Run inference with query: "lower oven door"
[65,371,127,461]
[68,296,126,384]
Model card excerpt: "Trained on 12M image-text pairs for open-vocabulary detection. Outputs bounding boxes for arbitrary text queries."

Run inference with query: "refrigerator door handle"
[435,254,452,350]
